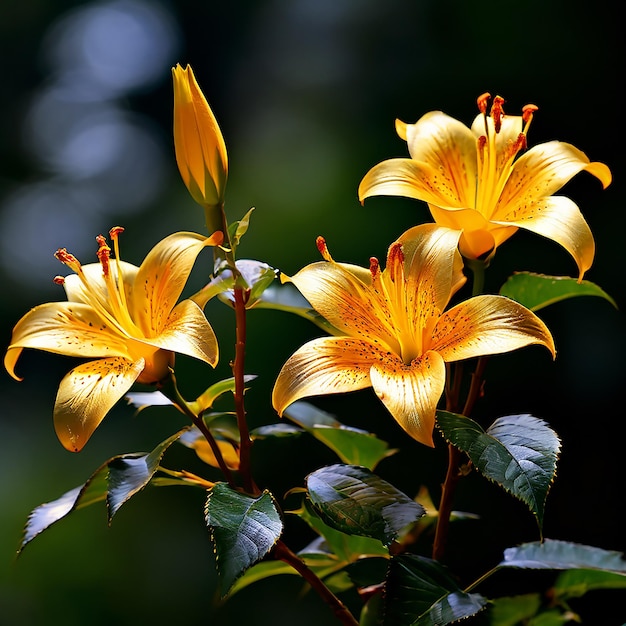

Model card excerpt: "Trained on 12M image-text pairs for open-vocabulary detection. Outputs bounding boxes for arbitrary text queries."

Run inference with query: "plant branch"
[273,540,359,626]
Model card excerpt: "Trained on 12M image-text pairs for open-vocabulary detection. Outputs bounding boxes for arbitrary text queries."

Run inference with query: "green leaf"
[19,463,109,554]
[214,259,278,308]
[499,539,626,573]
[124,390,173,411]
[553,567,626,599]
[306,464,425,547]
[250,423,304,439]
[229,206,255,249]
[499,272,617,311]
[205,484,283,595]
[485,594,542,626]
[107,428,190,522]
[190,375,256,416]
[384,554,487,625]
[298,499,389,563]
[285,401,397,470]
[436,412,560,530]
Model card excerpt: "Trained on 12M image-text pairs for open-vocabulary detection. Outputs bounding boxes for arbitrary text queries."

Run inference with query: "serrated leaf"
[384,554,487,626]
[499,272,617,311]
[306,464,425,547]
[205,484,283,595]
[499,539,626,573]
[107,428,190,521]
[19,463,109,554]
[299,499,389,563]
[436,412,560,529]
[285,401,397,470]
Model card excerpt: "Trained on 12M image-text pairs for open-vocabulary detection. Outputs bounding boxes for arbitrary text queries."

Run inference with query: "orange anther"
[316,236,332,262]
[109,226,125,239]
[491,96,505,133]
[522,103,538,123]
[53,275,65,285]
[369,256,380,279]
[477,92,491,114]
[54,248,79,266]
[96,235,111,276]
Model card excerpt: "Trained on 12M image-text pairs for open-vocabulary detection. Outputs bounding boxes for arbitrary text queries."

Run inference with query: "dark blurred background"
[1,1,624,624]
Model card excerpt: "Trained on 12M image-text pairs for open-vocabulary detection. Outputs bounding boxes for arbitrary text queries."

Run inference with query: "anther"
[490,96,505,133]
[387,242,404,283]
[369,256,380,279]
[54,248,80,269]
[316,236,332,262]
[96,235,111,277]
[109,226,125,239]
[53,276,65,285]
[477,93,491,114]
[522,104,538,124]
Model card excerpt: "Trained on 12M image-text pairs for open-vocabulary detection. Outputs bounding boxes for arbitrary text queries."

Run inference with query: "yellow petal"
[54,357,145,452]
[131,231,222,335]
[496,195,594,281]
[401,111,477,207]
[272,337,379,416]
[63,261,138,307]
[431,295,556,362]
[369,350,446,447]
[358,158,464,207]
[172,63,228,206]
[192,438,240,470]
[143,299,219,367]
[5,302,131,381]
[498,141,611,213]
[290,262,398,353]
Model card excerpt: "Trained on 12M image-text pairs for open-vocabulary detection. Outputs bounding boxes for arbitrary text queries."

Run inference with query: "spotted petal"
[140,299,219,367]
[54,357,145,452]
[369,350,446,447]
[431,295,556,362]
[289,262,398,353]
[495,195,594,281]
[5,302,131,381]
[131,231,223,336]
[272,336,380,416]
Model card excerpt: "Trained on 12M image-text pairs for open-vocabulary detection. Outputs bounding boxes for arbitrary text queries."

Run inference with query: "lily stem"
[273,540,359,626]
[233,286,258,495]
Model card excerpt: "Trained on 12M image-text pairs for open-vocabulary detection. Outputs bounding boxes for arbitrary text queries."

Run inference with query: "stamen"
[109,226,125,239]
[490,95,505,133]
[54,248,81,273]
[477,135,487,157]
[369,256,380,280]
[387,242,404,283]
[96,235,111,278]
[522,103,538,124]
[477,92,491,114]
[316,236,333,262]
[53,276,65,285]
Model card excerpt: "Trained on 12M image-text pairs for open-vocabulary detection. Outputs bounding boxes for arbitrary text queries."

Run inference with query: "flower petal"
[63,261,138,308]
[400,111,478,207]
[497,141,611,215]
[431,295,556,362]
[290,262,399,353]
[5,302,131,380]
[54,357,145,452]
[369,350,446,447]
[358,158,465,208]
[131,231,222,335]
[272,337,379,416]
[494,195,594,281]
[142,299,219,367]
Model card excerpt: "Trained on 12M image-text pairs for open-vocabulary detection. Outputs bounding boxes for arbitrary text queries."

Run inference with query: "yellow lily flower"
[172,63,228,210]
[272,224,555,447]
[358,93,612,280]
[5,227,223,452]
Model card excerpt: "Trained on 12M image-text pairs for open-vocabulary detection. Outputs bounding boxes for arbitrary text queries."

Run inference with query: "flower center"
[474,93,538,218]
[54,227,142,338]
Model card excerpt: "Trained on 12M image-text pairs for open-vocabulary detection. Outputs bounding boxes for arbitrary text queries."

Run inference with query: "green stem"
[161,372,237,489]
[273,540,359,626]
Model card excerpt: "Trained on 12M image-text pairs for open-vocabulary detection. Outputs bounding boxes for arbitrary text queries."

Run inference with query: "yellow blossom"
[358,93,611,280]
[5,228,223,452]
[272,224,555,447]
[172,63,228,211]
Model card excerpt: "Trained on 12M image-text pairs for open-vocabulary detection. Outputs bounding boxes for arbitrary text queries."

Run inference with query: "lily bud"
[172,63,228,210]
